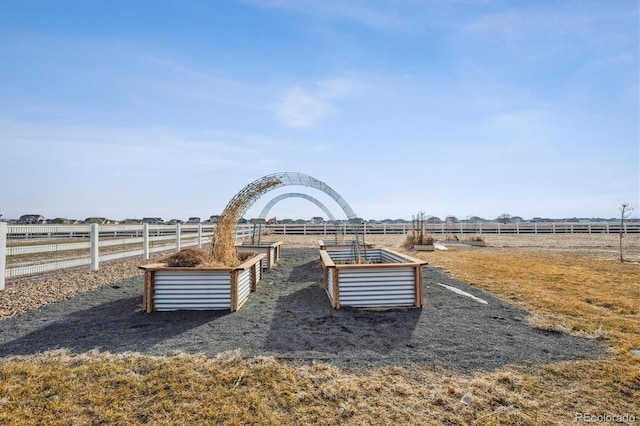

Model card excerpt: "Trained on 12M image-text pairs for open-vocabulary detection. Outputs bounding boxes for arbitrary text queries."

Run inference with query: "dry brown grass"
[1,234,639,424]
[162,248,210,267]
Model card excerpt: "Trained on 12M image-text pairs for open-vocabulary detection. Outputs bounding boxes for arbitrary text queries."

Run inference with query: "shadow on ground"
[0,248,608,371]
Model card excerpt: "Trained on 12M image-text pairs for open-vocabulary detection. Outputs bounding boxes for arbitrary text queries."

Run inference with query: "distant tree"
[496,213,511,224]
[427,216,442,224]
[445,216,459,224]
[619,203,635,262]
[467,216,485,223]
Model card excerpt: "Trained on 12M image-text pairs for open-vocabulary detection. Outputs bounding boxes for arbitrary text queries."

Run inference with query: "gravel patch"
[0,247,607,372]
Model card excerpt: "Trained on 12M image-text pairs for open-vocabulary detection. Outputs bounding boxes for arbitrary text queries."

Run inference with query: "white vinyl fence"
[267,221,639,235]
[0,223,260,290]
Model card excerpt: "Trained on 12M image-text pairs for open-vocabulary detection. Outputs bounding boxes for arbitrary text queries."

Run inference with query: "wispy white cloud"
[272,87,329,128]
[462,6,637,55]
[272,78,362,127]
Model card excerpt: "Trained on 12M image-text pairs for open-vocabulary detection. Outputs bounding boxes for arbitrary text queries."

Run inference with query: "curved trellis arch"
[222,171,357,221]
[258,193,337,221]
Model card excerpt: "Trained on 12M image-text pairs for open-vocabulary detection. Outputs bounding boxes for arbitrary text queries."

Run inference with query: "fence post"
[143,223,149,260]
[0,222,7,291]
[176,223,181,251]
[197,223,203,248]
[90,223,99,271]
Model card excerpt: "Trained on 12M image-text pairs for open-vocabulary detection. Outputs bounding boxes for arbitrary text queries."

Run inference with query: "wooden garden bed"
[138,253,265,312]
[320,248,427,309]
[236,241,282,270]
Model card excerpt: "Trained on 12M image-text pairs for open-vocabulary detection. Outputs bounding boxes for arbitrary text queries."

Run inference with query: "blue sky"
[1,0,638,222]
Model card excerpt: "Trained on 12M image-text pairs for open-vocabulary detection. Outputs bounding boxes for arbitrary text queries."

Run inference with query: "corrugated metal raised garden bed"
[236,241,282,270]
[320,248,427,309]
[138,253,265,313]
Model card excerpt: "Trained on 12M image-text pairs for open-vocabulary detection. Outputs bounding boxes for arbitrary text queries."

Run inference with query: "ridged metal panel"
[380,251,407,263]
[237,268,252,306]
[153,271,231,311]
[256,264,262,282]
[269,248,276,268]
[326,248,383,264]
[338,267,417,307]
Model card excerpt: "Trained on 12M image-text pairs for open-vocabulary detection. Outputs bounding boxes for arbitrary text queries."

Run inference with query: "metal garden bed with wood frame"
[236,241,282,270]
[138,253,265,312]
[320,248,427,309]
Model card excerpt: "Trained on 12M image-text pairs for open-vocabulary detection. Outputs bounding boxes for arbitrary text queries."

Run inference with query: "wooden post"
[197,223,203,248]
[333,268,340,309]
[149,271,156,312]
[251,263,258,292]
[230,270,238,311]
[414,265,423,308]
[0,222,6,291]
[90,223,99,271]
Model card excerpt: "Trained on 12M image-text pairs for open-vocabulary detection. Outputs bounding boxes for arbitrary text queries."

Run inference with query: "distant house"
[50,218,73,224]
[84,217,117,225]
[121,218,142,224]
[19,214,45,224]
[142,217,163,224]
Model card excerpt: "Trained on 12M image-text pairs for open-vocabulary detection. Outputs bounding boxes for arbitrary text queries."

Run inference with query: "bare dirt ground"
[0,234,622,372]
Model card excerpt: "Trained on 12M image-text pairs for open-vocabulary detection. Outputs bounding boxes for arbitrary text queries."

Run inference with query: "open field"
[1,234,638,425]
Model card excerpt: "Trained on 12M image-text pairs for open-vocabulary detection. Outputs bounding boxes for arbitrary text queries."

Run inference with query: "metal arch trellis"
[258,193,337,222]
[221,171,357,221]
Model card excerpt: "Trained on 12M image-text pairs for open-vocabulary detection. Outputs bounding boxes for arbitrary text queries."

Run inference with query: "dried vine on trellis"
[211,176,283,266]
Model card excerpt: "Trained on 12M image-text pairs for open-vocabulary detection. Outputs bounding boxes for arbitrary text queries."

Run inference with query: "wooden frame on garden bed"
[139,253,265,313]
[320,248,427,309]
[318,239,375,251]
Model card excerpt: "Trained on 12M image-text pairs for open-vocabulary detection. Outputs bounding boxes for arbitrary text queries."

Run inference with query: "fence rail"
[0,223,261,289]
[267,221,639,235]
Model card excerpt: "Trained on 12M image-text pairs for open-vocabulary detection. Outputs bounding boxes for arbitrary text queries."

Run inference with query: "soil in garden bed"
[0,248,607,372]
